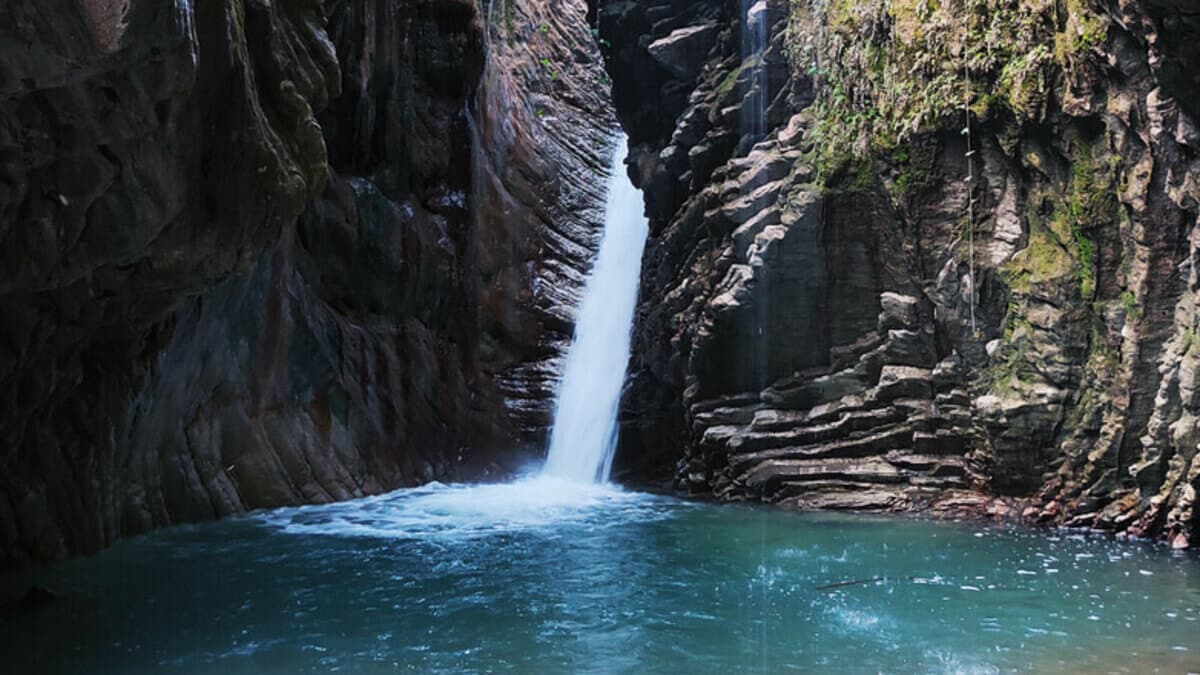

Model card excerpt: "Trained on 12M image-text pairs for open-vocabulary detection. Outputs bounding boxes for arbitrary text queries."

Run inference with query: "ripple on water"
[2,488,1199,674]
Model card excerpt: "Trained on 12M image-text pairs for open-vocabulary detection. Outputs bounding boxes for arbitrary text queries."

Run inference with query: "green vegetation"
[890,143,937,198]
[1061,329,1120,427]
[1064,143,1118,300]
[1073,226,1096,298]
[717,63,744,96]
[850,159,879,191]
[999,140,1117,300]
[787,0,1110,179]
[995,44,1052,119]
[1068,146,1120,225]
[1181,328,1197,357]
[786,0,1119,400]
[1121,289,1140,320]
[989,313,1036,396]
[1003,225,1074,294]
[1053,0,1108,62]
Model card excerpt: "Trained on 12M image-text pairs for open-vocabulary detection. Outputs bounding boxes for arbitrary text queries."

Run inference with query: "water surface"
[2,479,1198,674]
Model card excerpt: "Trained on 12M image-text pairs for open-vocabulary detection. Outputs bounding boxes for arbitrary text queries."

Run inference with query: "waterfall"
[743,0,769,143]
[541,136,648,484]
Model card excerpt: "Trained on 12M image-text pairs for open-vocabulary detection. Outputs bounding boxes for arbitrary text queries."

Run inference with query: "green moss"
[717,64,743,96]
[891,142,937,198]
[1063,334,1120,427]
[995,44,1052,119]
[1068,145,1120,224]
[1004,226,1074,293]
[1064,143,1118,299]
[1001,142,1116,300]
[787,0,1110,179]
[1003,313,1034,343]
[1005,207,1094,300]
[1181,329,1197,357]
[971,91,1006,119]
[850,159,879,191]
[1121,289,1140,320]
[1073,225,1096,299]
[989,312,1036,395]
[887,0,942,43]
[1053,0,1108,62]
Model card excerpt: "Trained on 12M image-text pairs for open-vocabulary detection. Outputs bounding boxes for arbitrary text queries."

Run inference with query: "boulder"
[647,24,719,81]
[872,366,933,403]
[878,292,920,331]
[762,370,868,409]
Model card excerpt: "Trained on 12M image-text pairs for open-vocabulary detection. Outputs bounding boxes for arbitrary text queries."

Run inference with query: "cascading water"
[742,0,770,143]
[541,137,649,483]
[278,136,652,527]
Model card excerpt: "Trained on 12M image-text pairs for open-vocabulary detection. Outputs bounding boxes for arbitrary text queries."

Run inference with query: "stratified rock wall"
[0,0,614,566]
[602,0,1200,548]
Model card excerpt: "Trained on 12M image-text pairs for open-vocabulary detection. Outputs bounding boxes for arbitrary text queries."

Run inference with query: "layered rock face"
[0,0,613,565]
[603,0,1200,547]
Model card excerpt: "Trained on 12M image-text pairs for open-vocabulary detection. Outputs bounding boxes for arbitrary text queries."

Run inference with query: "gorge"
[2,0,1200,671]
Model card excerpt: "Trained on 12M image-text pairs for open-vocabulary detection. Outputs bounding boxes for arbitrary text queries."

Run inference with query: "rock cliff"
[5,0,1197,565]
[602,0,1200,548]
[0,0,614,565]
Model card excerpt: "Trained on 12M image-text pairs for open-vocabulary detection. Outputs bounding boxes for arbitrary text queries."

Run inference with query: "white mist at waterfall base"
[541,136,649,484]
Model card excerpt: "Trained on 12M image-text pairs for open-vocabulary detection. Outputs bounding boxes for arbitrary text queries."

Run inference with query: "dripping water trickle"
[743,0,770,144]
[466,0,496,243]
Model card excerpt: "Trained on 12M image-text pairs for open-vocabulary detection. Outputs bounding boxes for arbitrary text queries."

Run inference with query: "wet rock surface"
[601,0,1200,546]
[0,0,614,565]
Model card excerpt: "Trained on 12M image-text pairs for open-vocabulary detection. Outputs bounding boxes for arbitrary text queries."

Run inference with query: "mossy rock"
[1004,227,1075,294]
[787,0,1110,179]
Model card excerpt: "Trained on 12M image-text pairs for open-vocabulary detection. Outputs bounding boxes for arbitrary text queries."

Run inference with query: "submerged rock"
[0,586,56,615]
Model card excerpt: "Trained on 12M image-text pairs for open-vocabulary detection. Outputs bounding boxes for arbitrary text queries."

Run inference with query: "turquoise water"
[2,479,1198,674]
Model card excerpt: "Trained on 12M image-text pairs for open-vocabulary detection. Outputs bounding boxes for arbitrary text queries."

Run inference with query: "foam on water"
[255,136,654,547]
[255,477,670,541]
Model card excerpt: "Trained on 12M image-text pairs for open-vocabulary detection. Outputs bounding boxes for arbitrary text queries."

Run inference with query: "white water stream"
[541,136,649,483]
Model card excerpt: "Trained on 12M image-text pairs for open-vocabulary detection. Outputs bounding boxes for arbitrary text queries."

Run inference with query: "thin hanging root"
[963,0,977,335]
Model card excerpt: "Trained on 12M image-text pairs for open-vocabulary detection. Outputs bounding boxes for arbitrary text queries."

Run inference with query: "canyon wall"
[0,0,614,565]
[604,0,1199,548]
[5,0,1197,565]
